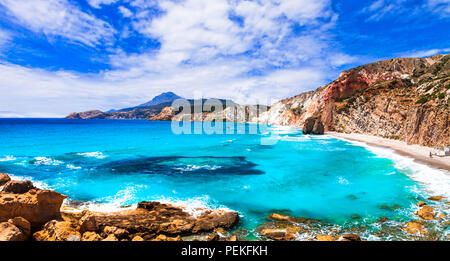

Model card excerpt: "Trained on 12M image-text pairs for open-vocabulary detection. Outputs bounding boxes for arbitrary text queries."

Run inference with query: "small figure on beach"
[429,151,433,158]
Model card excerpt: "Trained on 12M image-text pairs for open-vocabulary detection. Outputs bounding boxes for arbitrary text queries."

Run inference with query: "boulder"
[8,217,31,237]
[316,235,335,241]
[427,196,446,201]
[114,228,129,239]
[436,213,446,220]
[0,222,27,241]
[377,217,389,223]
[82,232,102,241]
[33,220,81,241]
[226,235,237,241]
[341,234,361,241]
[102,234,118,241]
[302,117,324,135]
[152,234,182,241]
[131,236,144,241]
[267,213,292,222]
[79,211,97,233]
[416,205,435,220]
[403,221,427,234]
[92,201,238,236]
[0,189,68,229]
[103,226,118,235]
[417,201,427,207]
[260,228,297,241]
[0,173,11,186]
[2,180,35,194]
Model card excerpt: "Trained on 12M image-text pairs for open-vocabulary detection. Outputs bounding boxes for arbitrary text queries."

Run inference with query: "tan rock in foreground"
[8,217,31,238]
[0,222,27,241]
[33,220,81,241]
[416,205,435,220]
[0,189,67,229]
[403,221,427,234]
[260,228,297,241]
[0,173,11,186]
[82,232,102,241]
[131,236,144,241]
[102,234,118,241]
[316,235,335,241]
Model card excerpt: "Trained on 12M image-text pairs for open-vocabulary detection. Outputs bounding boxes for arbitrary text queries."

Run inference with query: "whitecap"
[174,165,222,172]
[0,155,16,162]
[33,157,63,166]
[76,152,107,159]
[66,164,82,170]
[6,174,51,190]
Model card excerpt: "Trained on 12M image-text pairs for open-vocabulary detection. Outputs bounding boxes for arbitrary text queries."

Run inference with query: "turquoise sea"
[0,119,449,239]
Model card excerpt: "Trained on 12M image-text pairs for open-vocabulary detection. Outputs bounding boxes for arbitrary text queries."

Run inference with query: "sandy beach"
[327,132,450,171]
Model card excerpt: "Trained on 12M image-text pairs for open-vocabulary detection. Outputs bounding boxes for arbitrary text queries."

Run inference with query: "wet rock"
[82,232,102,241]
[416,205,435,220]
[206,233,220,241]
[151,234,182,241]
[377,217,389,223]
[79,211,97,233]
[103,226,118,235]
[316,235,335,241]
[2,180,35,194]
[340,234,361,241]
[260,228,297,241]
[33,220,81,241]
[226,235,237,241]
[0,222,28,241]
[132,236,144,241]
[302,117,324,135]
[427,196,446,201]
[403,221,427,234]
[93,201,238,236]
[436,213,446,220]
[0,173,11,186]
[267,213,292,222]
[8,217,31,238]
[380,204,401,211]
[114,228,130,239]
[351,214,360,220]
[0,189,68,229]
[102,234,118,241]
[417,201,427,207]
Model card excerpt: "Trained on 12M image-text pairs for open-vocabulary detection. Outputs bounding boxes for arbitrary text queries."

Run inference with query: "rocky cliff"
[257,54,449,146]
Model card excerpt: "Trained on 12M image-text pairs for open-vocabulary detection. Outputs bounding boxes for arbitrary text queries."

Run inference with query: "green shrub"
[438,93,445,99]
[415,97,428,104]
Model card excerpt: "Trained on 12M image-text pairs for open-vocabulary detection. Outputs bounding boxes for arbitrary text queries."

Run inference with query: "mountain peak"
[138,92,184,107]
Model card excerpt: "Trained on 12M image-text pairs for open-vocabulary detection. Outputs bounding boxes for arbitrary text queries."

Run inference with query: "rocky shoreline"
[0,172,448,241]
[0,173,239,241]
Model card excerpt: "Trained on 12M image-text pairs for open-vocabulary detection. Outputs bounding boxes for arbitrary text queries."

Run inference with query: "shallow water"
[0,119,448,238]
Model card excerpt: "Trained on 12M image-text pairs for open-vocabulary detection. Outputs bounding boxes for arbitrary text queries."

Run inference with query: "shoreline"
[327,132,450,171]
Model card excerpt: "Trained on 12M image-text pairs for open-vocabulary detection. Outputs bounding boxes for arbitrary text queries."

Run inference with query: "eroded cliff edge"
[261,54,449,146]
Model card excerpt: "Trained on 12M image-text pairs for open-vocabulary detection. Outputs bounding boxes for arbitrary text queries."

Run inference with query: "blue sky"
[0,0,449,117]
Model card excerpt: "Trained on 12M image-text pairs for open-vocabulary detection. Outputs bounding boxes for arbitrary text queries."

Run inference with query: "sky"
[0,0,449,117]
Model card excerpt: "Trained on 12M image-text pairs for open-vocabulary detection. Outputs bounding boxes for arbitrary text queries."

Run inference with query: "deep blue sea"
[0,119,448,238]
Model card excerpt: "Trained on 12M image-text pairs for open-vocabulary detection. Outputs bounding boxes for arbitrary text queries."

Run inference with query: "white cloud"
[400,48,450,58]
[0,0,116,46]
[361,0,450,21]
[426,0,450,17]
[118,6,133,17]
[87,0,118,9]
[0,0,358,117]
[0,29,10,47]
